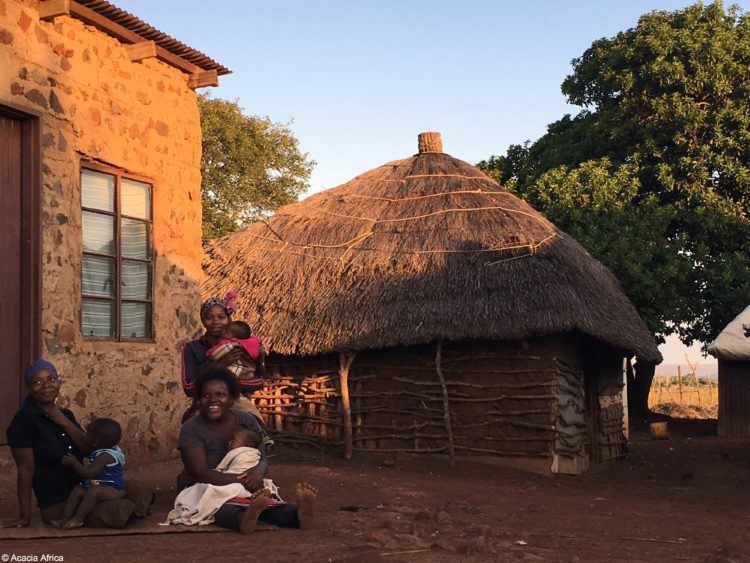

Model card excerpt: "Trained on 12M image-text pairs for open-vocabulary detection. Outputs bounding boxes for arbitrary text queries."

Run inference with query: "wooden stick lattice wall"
[254,343,574,461]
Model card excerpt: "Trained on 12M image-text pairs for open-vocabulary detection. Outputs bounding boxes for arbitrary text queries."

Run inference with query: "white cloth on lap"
[163,482,251,526]
[163,447,281,526]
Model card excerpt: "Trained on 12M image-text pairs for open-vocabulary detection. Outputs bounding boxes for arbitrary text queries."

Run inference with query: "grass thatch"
[203,140,661,363]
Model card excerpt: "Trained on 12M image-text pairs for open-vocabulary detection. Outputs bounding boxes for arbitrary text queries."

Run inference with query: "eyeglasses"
[28,375,61,387]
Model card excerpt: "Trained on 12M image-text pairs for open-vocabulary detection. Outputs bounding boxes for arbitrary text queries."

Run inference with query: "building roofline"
[38,0,231,87]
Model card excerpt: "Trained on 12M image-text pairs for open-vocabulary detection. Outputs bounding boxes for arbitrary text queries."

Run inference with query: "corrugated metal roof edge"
[76,0,232,76]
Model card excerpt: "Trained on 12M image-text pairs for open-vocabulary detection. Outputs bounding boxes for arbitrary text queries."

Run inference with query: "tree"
[199,94,314,242]
[479,2,750,415]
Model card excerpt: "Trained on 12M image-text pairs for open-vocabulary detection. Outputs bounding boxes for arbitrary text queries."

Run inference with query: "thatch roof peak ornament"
[203,133,661,362]
[417,131,443,153]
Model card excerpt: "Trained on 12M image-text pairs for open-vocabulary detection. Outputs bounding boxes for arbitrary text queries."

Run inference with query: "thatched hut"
[203,132,661,474]
[708,305,750,438]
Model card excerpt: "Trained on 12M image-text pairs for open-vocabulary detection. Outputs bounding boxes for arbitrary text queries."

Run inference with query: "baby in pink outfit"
[206,321,264,391]
[206,321,273,448]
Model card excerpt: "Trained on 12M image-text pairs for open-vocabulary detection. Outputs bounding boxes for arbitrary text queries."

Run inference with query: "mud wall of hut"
[1,0,203,460]
[552,351,588,474]
[257,337,628,473]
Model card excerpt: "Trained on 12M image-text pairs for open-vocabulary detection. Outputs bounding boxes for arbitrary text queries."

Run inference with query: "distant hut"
[708,305,750,438]
[203,132,661,474]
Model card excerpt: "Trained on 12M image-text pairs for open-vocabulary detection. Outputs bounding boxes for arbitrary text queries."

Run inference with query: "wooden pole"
[622,357,629,440]
[685,354,701,407]
[339,352,356,459]
[413,415,419,451]
[319,380,328,439]
[274,385,283,431]
[353,378,364,447]
[435,341,456,467]
[677,365,683,403]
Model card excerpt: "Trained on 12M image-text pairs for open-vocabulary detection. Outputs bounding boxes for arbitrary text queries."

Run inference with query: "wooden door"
[718,362,750,438]
[0,115,23,436]
[0,105,40,443]
[584,368,601,464]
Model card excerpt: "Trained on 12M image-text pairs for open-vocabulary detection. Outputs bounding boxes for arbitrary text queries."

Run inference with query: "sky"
[114,0,747,364]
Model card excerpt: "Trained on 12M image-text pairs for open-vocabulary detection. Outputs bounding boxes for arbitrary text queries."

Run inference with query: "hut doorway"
[582,351,629,464]
[718,361,750,437]
[584,371,601,465]
[0,103,41,441]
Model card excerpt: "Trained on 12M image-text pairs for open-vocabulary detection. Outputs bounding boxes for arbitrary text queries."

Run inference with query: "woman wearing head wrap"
[3,361,137,529]
[2,360,89,527]
[182,290,239,399]
[181,291,267,424]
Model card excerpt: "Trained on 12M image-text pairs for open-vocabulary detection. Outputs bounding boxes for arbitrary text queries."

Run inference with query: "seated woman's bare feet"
[62,517,84,529]
[49,518,67,529]
[239,489,270,535]
[295,482,317,530]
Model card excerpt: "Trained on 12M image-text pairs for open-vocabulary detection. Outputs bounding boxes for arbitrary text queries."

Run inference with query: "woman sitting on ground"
[2,359,135,529]
[177,366,316,533]
[2,359,88,527]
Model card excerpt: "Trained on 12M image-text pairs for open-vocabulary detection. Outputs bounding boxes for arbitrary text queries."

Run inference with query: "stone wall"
[0,0,204,460]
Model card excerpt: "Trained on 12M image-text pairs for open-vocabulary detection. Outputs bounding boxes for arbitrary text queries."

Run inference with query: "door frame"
[0,101,42,405]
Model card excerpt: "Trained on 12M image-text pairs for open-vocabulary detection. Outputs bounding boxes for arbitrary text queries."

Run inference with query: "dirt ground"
[1,418,749,562]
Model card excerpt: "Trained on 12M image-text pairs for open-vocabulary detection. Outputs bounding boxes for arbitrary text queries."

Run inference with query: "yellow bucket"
[650,421,669,440]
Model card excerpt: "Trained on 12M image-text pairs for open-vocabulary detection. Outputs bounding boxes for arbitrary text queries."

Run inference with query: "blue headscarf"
[23,358,58,386]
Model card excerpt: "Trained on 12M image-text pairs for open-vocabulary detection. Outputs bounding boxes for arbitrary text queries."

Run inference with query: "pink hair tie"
[224,290,239,315]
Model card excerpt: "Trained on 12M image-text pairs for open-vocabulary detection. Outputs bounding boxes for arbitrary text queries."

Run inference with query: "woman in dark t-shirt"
[2,359,89,527]
[177,367,317,533]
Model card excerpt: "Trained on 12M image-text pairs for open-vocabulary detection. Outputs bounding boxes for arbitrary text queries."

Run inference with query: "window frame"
[80,160,155,343]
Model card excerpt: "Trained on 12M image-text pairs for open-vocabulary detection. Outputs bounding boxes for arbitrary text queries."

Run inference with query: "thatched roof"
[708,305,750,361]
[203,132,661,362]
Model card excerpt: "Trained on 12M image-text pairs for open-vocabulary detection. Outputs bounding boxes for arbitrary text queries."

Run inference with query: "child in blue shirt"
[51,418,126,529]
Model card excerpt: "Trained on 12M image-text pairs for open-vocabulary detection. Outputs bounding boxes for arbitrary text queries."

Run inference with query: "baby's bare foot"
[49,518,67,529]
[295,482,317,530]
[239,489,270,535]
[62,517,84,529]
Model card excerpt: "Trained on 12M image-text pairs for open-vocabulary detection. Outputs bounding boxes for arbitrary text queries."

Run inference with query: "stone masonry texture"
[1,0,204,460]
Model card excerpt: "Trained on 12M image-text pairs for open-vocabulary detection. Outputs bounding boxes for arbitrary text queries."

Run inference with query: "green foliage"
[528,159,696,339]
[199,94,314,242]
[479,1,750,346]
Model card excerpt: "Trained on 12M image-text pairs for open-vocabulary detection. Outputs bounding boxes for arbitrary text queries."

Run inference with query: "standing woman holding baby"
[181,291,268,430]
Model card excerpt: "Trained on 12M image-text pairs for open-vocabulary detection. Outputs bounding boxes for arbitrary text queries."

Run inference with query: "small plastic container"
[650,421,669,440]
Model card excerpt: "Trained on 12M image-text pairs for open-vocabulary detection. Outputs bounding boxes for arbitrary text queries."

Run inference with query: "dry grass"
[203,144,661,361]
[649,376,718,419]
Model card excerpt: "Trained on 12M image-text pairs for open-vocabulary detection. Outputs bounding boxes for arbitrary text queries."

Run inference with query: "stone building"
[0,0,229,459]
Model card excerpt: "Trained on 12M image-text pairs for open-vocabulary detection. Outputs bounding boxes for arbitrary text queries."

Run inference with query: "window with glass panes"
[81,165,153,340]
